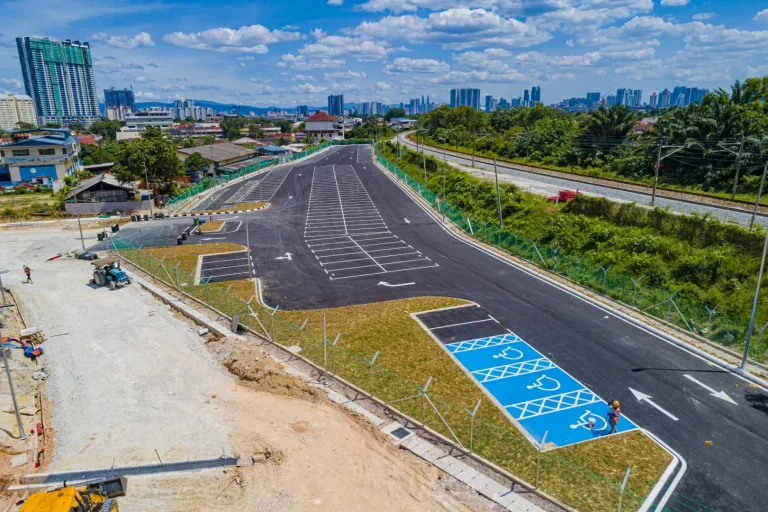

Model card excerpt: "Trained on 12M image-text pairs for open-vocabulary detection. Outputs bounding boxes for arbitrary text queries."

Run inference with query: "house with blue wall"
[0,129,81,186]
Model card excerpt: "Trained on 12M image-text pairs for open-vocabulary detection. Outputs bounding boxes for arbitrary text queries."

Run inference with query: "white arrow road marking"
[289,196,293,199]
[201,237,227,240]
[404,218,411,224]
[377,281,415,287]
[275,252,293,261]
[683,375,738,405]
[629,388,679,421]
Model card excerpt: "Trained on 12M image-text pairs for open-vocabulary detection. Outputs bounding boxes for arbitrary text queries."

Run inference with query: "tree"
[221,116,246,140]
[68,122,86,134]
[15,121,36,130]
[90,119,123,140]
[248,124,265,139]
[580,105,639,141]
[384,108,406,121]
[44,122,62,129]
[276,120,292,133]
[182,137,198,148]
[184,152,209,174]
[113,134,184,193]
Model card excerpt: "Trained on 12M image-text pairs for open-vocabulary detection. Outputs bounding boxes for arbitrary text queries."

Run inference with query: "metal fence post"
[705,304,719,334]
[365,350,380,395]
[600,265,612,293]
[270,305,280,342]
[329,334,340,382]
[0,328,27,440]
[419,377,433,426]
[617,468,631,512]
[630,277,642,307]
[174,263,183,302]
[464,400,482,453]
[298,318,308,348]
[323,311,328,384]
[535,430,548,489]
[223,284,233,314]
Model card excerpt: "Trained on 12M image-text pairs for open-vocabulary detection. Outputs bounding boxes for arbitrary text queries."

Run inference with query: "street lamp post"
[438,137,447,223]
[144,161,153,216]
[742,227,768,371]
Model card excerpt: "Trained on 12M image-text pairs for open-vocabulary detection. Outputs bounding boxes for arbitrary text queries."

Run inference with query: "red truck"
[547,189,583,204]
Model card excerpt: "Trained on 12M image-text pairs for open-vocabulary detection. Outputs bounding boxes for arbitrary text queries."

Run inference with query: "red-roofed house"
[304,111,343,140]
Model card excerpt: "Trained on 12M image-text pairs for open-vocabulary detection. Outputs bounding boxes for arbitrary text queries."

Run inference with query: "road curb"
[168,204,270,217]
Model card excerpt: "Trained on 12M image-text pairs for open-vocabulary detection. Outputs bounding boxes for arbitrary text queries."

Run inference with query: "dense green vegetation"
[417,77,768,199]
[380,141,768,357]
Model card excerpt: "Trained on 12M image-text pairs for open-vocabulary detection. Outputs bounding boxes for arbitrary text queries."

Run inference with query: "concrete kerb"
[374,153,768,392]
[113,252,568,512]
[170,203,270,217]
[173,144,335,214]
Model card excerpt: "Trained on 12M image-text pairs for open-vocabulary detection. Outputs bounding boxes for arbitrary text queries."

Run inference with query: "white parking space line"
[304,163,438,280]
[429,318,497,330]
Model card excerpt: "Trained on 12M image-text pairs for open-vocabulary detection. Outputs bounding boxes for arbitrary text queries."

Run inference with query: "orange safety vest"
[608,406,621,423]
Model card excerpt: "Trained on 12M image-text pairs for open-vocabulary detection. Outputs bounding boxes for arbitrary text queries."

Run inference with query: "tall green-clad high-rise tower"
[16,37,100,127]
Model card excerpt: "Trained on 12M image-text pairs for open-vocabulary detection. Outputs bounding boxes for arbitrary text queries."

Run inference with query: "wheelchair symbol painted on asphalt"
[526,374,561,392]
[493,346,524,361]
[569,410,607,431]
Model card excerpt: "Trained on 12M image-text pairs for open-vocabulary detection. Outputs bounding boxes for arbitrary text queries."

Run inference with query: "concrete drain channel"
[20,457,239,486]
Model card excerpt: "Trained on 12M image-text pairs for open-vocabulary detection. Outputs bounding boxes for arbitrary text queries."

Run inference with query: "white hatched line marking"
[505,389,602,420]
[472,358,557,383]
[446,333,522,353]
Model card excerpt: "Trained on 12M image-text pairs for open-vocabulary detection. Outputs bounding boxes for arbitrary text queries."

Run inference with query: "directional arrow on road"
[404,218,411,224]
[629,388,679,421]
[275,252,293,261]
[289,196,293,199]
[378,281,415,287]
[201,237,227,241]
[683,375,738,405]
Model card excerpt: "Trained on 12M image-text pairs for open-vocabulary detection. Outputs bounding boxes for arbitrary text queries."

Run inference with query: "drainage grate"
[391,427,411,439]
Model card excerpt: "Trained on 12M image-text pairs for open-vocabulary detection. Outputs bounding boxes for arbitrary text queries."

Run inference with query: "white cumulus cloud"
[91,31,155,49]
[755,9,768,23]
[291,83,327,94]
[383,57,450,74]
[163,25,301,53]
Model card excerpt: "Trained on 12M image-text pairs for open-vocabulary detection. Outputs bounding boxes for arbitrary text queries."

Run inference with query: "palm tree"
[581,105,639,140]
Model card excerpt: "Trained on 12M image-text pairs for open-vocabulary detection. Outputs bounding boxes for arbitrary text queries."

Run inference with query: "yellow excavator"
[16,476,126,512]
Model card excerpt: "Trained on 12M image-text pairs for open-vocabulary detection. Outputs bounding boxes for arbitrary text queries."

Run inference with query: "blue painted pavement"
[446,332,637,447]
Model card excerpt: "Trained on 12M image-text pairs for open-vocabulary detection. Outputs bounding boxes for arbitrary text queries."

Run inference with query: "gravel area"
[0,226,234,470]
[400,137,768,227]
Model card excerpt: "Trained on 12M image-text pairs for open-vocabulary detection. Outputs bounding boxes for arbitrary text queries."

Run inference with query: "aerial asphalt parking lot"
[108,145,768,512]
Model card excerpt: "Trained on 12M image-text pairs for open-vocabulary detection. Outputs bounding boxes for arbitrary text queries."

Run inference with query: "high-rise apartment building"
[104,88,135,112]
[660,89,671,107]
[586,92,601,108]
[632,89,642,106]
[649,92,658,108]
[531,86,541,104]
[0,94,37,130]
[327,94,344,116]
[485,95,497,112]
[615,88,629,106]
[426,95,431,113]
[16,36,100,127]
[450,88,481,110]
[523,89,530,106]
[297,105,309,117]
[409,98,420,116]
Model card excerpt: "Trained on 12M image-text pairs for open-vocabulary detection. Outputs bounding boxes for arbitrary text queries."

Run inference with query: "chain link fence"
[373,144,764,367]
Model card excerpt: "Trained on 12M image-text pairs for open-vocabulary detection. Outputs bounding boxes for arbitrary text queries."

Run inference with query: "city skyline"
[0,1,766,108]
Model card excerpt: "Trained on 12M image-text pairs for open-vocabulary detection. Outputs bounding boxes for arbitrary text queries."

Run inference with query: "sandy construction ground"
[0,225,501,511]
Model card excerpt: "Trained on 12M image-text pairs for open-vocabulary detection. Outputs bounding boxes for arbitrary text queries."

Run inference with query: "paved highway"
[111,145,768,511]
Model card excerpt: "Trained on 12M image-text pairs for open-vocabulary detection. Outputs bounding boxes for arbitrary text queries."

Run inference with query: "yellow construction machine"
[16,476,126,512]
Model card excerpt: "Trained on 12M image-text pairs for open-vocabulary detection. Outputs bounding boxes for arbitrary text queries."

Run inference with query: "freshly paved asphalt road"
[111,145,768,512]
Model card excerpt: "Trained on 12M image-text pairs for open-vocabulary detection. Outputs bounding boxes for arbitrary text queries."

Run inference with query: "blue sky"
[0,0,767,108]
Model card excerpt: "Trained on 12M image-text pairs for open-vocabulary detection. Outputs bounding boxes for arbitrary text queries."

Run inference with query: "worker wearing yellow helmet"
[607,400,621,434]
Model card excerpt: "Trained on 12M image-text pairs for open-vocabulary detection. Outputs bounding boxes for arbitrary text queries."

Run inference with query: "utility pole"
[750,160,768,231]
[0,329,27,440]
[525,124,530,164]
[494,157,503,229]
[732,136,745,200]
[742,226,768,371]
[651,138,685,206]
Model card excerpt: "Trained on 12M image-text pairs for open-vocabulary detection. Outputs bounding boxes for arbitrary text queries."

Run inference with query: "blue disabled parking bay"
[446,333,637,447]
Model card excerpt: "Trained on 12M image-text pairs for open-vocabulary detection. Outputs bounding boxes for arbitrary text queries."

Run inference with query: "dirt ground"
[0,226,502,511]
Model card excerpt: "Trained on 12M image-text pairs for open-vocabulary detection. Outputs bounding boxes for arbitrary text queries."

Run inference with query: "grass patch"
[192,201,267,214]
[0,191,61,220]
[123,245,670,511]
[199,220,225,233]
